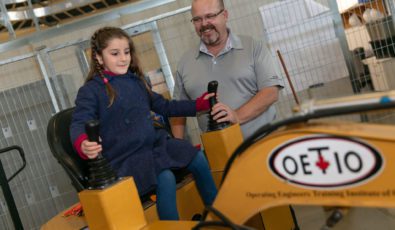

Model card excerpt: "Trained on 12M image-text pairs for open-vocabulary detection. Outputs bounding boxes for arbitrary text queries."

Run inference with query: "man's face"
[191,0,228,47]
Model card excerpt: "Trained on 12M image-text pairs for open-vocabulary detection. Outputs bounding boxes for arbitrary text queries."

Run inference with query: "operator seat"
[46,108,189,202]
[47,107,89,192]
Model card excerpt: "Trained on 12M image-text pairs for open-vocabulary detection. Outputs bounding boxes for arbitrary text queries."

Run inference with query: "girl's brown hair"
[87,26,151,106]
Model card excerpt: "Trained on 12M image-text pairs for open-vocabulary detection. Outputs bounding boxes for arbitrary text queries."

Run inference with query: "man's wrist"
[234,111,242,124]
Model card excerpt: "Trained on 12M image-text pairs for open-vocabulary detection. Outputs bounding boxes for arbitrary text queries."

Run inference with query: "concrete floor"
[294,206,395,230]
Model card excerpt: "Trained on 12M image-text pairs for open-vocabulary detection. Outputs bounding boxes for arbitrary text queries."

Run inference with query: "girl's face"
[96,37,131,75]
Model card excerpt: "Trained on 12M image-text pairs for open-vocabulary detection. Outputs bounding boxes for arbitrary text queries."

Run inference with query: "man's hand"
[211,86,280,125]
[211,102,239,124]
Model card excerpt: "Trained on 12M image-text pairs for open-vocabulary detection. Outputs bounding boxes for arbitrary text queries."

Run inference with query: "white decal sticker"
[268,135,383,189]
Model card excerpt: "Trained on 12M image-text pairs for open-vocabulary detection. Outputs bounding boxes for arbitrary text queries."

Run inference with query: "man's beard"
[200,24,220,46]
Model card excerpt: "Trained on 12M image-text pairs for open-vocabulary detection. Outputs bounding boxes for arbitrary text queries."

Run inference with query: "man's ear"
[96,53,103,65]
[223,9,229,20]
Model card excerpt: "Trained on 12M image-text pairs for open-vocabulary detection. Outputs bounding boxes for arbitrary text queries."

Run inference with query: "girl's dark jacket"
[70,71,198,195]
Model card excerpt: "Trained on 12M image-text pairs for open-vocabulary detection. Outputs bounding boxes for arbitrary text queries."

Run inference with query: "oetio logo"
[268,135,383,189]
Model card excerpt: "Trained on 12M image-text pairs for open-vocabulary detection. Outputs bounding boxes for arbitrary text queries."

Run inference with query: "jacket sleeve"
[150,91,197,117]
[70,84,100,157]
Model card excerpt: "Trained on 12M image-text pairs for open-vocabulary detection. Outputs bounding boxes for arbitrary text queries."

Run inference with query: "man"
[172,0,283,139]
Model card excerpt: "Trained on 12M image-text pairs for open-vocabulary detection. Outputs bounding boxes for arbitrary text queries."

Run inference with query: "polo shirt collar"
[195,30,243,58]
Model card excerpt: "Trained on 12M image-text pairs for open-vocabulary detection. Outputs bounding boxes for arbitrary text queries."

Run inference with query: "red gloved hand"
[196,92,211,112]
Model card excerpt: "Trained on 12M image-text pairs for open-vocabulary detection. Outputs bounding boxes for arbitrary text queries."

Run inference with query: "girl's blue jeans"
[156,150,217,220]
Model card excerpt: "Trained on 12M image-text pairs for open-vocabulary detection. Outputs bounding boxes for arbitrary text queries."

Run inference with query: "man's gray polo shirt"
[174,33,284,138]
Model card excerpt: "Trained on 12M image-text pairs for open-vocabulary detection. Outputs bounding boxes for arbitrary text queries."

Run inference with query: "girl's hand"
[203,92,216,101]
[211,102,239,124]
[196,92,216,112]
[81,140,102,159]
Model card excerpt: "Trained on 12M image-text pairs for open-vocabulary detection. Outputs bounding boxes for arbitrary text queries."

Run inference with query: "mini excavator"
[42,84,395,230]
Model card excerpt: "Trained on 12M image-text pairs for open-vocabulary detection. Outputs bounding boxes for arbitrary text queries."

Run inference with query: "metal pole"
[75,42,91,78]
[0,161,24,230]
[36,52,60,113]
[0,0,16,39]
[150,21,175,96]
[0,0,176,53]
[277,50,300,106]
[39,48,67,110]
[328,0,359,94]
[27,0,41,32]
[328,0,369,122]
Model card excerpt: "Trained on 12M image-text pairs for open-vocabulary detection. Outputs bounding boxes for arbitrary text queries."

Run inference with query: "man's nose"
[201,17,210,25]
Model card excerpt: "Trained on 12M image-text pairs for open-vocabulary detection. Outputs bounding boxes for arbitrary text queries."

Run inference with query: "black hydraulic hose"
[194,205,255,230]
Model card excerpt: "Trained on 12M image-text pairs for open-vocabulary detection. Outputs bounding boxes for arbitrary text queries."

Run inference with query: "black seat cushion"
[47,108,89,191]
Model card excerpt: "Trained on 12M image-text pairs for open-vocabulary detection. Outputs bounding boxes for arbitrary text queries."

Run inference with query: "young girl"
[70,27,217,220]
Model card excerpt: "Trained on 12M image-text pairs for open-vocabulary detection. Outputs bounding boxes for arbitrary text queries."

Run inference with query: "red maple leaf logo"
[316,155,330,173]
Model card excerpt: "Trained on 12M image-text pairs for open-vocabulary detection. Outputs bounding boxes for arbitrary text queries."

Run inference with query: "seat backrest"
[47,108,89,192]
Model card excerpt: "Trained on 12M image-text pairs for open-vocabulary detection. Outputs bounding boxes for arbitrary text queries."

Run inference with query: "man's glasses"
[191,9,224,24]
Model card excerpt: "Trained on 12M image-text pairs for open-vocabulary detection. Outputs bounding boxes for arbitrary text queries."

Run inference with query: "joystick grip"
[207,81,218,108]
[85,120,100,143]
[84,120,118,189]
[206,81,230,131]
[85,120,103,160]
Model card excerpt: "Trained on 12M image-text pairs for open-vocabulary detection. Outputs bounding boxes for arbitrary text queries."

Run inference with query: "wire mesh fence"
[0,0,394,229]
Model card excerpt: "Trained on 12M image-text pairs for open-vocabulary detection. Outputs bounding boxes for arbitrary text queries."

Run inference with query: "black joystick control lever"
[86,120,100,143]
[207,81,218,108]
[206,81,230,132]
[85,120,118,189]
[85,120,102,159]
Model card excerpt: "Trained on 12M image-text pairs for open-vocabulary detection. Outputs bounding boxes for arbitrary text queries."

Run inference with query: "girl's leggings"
[156,150,217,220]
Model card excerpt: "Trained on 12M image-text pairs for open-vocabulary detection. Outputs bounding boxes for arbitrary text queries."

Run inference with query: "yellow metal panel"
[144,179,205,222]
[40,211,86,230]
[141,221,197,229]
[262,206,295,229]
[79,177,147,230]
[201,124,243,171]
[176,179,205,220]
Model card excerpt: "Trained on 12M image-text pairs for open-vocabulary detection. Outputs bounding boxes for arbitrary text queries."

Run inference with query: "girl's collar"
[102,70,134,78]
[96,70,137,84]
[103,70,118,76]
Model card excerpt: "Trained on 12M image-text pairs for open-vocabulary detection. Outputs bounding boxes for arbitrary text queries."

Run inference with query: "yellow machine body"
[202,124,297,230]
[211,121,395,224]
[201,124,244,172]
[43,120,395,230]
[42,91,395,230]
